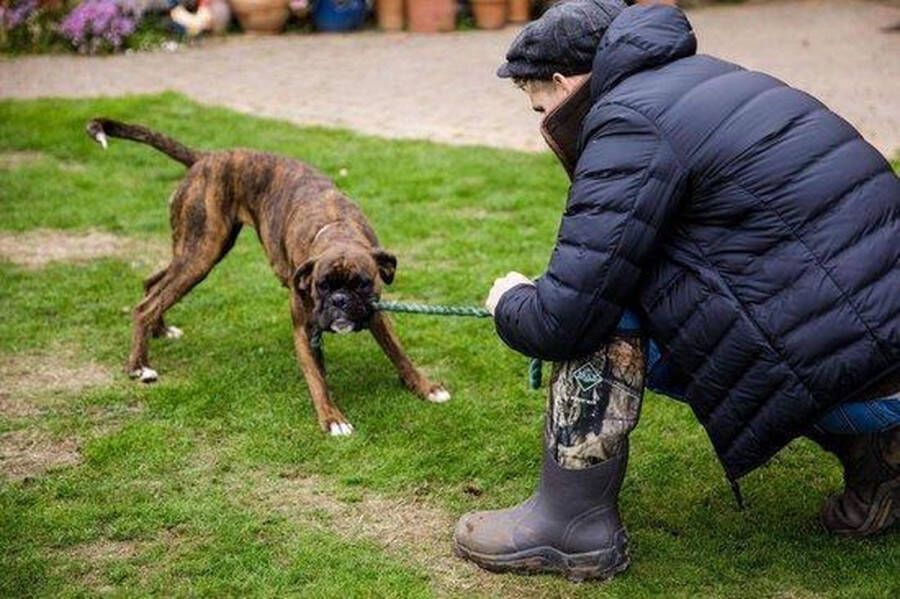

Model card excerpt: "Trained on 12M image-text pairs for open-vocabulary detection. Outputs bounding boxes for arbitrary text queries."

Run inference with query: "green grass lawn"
[1,94,898,598]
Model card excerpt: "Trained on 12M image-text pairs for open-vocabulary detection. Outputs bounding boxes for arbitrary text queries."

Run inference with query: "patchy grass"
[0,94,898,597]
[0,229,166,270]
[0,428,81,481]
[0,349,112,412]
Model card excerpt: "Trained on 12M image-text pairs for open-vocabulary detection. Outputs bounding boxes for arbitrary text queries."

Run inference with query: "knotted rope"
[373,300,543,389]
[373,300,492,319]
[310,300,544,389]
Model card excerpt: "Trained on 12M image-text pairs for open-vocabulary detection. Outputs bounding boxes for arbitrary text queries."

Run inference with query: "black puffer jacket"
[495,5,900,478]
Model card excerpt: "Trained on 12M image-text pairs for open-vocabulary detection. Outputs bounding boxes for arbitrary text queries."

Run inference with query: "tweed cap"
[497,0,628,80]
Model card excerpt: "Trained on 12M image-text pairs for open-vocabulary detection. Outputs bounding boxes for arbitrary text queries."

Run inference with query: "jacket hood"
[591,4,697,99]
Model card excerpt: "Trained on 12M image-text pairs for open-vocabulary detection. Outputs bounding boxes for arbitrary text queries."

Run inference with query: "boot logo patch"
[573,363,604,394]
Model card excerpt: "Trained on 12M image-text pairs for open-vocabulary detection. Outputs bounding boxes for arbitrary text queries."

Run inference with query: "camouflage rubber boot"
[454,333,644,581]
[815,427,900,537]
[453,445,630,582]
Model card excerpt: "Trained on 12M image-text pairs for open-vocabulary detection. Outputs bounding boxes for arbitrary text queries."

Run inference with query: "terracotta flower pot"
[471,0,506,30]
[406,0,456,33]
[230,0,290,34]
[508,0,529,23]
[376,0,405,30]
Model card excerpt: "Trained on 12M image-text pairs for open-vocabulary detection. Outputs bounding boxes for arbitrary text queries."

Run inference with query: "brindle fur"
[87,118,447,433]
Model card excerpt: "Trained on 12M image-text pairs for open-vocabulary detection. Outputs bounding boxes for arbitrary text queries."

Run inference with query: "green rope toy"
[310,300,544,389]
[373,300,492,319]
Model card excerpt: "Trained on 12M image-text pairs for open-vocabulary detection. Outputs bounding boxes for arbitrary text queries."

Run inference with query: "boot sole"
[823,475,900,537]
[453,540,630,582]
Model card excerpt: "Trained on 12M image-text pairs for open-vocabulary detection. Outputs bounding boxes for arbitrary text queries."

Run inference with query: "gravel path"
[1,0,898,157]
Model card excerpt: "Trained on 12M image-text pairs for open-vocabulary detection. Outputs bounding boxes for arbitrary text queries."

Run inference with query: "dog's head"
[293,246,396,334]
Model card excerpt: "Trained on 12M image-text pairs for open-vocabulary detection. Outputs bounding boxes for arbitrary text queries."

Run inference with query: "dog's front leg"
[369,312,450,403]
[306,322,325,372]
[290,295,353,436]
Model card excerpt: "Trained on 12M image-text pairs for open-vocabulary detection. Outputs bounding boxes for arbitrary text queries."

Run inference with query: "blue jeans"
[616,310,900,436]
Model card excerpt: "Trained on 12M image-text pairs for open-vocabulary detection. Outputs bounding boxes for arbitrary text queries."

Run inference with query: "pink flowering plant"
[59,0,140,53]
[1,0,71,53]
[1,0,39,29]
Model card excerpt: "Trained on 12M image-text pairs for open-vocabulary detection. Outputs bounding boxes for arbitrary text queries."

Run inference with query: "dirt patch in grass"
[0,150,47,169]
[0,395,44,419]
[0,348,141,480]
[254,472,551,598]
[0,351,113,418]
[63,538,142,594]
[0,428,81,481]
[0,346,145,482]
[66,539,140,562]
[59,532,177,593]
[0,229,167,270]
[0,150,85,173]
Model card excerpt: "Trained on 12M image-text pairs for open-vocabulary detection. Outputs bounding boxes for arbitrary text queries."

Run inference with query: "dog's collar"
[311,222,340,246]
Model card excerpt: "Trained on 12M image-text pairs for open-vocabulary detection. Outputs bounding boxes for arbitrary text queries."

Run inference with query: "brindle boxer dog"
[86,118,450,436]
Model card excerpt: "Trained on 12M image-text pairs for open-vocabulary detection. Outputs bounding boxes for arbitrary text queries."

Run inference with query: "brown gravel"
[0,0,896,157]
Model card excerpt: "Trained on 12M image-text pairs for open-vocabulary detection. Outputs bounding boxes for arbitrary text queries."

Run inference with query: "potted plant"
[313,0,367,31]
[508,0,529,23]
[471,0,505,29]
[229,0,290,34]
[376,0,403,31]
[406,0,455,33]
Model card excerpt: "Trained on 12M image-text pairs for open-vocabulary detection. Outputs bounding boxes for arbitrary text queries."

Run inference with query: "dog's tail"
[85,118,200,167]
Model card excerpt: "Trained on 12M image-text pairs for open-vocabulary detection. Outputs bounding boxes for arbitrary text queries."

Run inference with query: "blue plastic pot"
[313,0,367,32]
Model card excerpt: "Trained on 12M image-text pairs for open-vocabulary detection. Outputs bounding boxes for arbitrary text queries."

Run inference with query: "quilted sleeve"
[494,104,687,361]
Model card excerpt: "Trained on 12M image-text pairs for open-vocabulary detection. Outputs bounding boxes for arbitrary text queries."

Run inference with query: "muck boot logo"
[573,362,604,398]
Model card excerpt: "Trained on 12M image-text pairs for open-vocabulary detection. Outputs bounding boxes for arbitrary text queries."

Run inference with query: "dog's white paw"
[164,325,184,339]
[329,421,354,436]
[427,387,451,403]
[130,367,159,384]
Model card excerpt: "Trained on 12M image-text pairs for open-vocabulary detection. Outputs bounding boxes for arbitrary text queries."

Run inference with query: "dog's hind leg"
[144,267,168,290]
[127,234,237,382]
[126,186,241,383]
[143,267,179,339]
[368,312,450,403]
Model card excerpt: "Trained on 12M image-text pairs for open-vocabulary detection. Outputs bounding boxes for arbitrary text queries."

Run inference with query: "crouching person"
[453,0,900,582]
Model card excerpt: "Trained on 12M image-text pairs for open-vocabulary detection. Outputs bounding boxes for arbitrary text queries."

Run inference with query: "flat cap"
[497,0,628,80]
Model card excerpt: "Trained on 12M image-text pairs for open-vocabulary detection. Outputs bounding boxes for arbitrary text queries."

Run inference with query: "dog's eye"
[318,281,331,293]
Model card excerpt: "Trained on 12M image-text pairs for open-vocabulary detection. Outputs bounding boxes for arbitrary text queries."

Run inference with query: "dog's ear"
[373,250,397,285]
[293,258,316,294]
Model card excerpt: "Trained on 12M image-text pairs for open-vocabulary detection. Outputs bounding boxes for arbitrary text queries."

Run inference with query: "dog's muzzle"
[318,290,375,334]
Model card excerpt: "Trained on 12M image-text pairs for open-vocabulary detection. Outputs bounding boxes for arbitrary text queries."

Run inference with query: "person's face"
[518,73,590,115]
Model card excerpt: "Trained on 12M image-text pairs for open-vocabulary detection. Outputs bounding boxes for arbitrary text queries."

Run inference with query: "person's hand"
[486,272,534,315]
